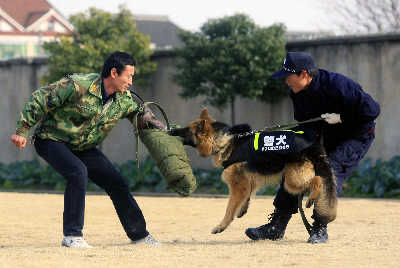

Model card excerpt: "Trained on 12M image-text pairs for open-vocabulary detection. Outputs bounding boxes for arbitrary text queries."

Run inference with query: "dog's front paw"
[237,200,250,218]
[211,225,226,234]
[306,198,315,208]
[237,210,247,218]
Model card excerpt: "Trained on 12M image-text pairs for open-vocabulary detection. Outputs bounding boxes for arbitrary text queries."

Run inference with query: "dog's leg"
[211,163,251,234]
[284,161,315,195]
[306,176,323,208]
[237,198,250,218]
[211,185,250,234]
[235,171,282,219]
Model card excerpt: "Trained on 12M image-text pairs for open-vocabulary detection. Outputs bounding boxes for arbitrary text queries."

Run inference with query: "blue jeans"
[273,132,375,214]
[34,138,149,241]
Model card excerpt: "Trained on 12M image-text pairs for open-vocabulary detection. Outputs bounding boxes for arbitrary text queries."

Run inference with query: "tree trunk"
[230,96,235,126]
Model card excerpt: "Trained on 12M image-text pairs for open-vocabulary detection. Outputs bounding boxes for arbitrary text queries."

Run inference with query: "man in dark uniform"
[245,51,380,243]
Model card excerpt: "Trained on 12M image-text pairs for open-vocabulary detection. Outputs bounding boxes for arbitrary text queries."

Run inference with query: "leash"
[235,117,323,139]
[129,89,170,169]
[298,194,313,235]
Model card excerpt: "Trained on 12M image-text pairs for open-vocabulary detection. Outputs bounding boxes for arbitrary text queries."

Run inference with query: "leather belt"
[367,127,375,135]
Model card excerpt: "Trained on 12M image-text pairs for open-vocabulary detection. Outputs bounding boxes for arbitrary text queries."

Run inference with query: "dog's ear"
[200,108,209,120]
[200,108,216,123]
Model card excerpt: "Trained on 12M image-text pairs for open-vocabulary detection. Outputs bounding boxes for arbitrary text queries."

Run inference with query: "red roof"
[0,0,52,27]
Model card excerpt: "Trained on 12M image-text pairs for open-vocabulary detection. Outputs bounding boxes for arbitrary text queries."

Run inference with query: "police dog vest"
[253,128,317,155]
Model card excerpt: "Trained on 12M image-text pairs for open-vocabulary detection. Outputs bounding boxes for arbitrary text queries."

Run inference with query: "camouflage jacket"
[15,73,140,151]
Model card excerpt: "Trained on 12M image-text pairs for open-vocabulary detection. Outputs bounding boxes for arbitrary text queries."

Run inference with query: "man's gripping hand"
[138,106,167,130]
[321,113,342,124]
[11,134,27,149]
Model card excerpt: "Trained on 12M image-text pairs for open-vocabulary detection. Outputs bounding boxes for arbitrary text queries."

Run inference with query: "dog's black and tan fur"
[171,108,337,234]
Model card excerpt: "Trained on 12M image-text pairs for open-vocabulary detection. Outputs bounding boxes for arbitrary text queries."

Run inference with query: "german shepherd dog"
[170,108,337,234]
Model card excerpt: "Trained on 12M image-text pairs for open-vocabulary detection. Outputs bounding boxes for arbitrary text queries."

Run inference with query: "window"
[48,21,55,31]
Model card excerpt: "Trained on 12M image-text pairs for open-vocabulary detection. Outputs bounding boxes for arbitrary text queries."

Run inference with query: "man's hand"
[321,113,342,124]
[11,134,27,149]
[138,106,167,130]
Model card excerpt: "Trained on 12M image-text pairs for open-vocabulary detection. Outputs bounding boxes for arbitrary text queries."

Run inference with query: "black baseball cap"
[271,52,316,79]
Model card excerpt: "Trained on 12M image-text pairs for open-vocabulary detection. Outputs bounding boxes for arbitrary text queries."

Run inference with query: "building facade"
[0,0,73,59]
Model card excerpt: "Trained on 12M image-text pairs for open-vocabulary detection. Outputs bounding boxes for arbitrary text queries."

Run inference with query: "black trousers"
[34,138,149,241]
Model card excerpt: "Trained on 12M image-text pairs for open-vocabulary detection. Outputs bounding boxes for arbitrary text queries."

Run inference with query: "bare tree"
[325,0,400,34]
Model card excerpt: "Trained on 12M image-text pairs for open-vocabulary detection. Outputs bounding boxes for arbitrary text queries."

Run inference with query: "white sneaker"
[131,234,161,246]
[61,236,93,248]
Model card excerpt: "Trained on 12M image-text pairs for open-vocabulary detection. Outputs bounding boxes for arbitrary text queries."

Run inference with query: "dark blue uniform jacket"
[290,69,380,152]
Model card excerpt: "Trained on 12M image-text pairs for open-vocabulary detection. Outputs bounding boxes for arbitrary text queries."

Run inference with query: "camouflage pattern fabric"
[16,73,197,195]
[16,73,138,151]
[139,129,197,196]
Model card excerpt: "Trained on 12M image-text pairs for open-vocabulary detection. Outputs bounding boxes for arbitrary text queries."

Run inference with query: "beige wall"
[0,58,47,163]
[2,34,399,169]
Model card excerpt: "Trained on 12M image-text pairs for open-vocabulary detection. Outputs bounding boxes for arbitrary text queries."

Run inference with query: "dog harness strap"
[282,129,304,134]
[253,132,260,150]
[235,117,323,139]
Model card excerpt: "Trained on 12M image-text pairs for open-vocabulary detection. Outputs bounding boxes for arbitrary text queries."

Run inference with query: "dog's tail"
[315,157,337,209]
[308,144,338,223]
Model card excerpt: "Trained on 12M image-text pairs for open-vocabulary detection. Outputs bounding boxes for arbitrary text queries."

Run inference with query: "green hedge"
[342,156,400,198]
[0,156,399,198]
[0,157,169,193]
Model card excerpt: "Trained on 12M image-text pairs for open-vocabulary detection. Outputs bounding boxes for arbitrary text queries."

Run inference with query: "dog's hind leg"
[313,179,338,224]
[284,160,315,195]
[211,163,251,234]
[306,176,323,208]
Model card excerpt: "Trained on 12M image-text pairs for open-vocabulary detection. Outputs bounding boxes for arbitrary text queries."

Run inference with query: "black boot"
[307,219,328,244]
[245,210,292,241]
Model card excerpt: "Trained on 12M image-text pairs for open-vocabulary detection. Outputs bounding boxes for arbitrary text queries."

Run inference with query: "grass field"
[0,192,399,268]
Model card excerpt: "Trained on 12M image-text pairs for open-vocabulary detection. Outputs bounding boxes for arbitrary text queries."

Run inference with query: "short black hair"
[307,68,319,78]
[101,51,136,78]
[295,68,319,79]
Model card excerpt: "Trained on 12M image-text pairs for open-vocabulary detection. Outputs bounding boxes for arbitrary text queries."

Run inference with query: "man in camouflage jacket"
[11,51,164,248]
